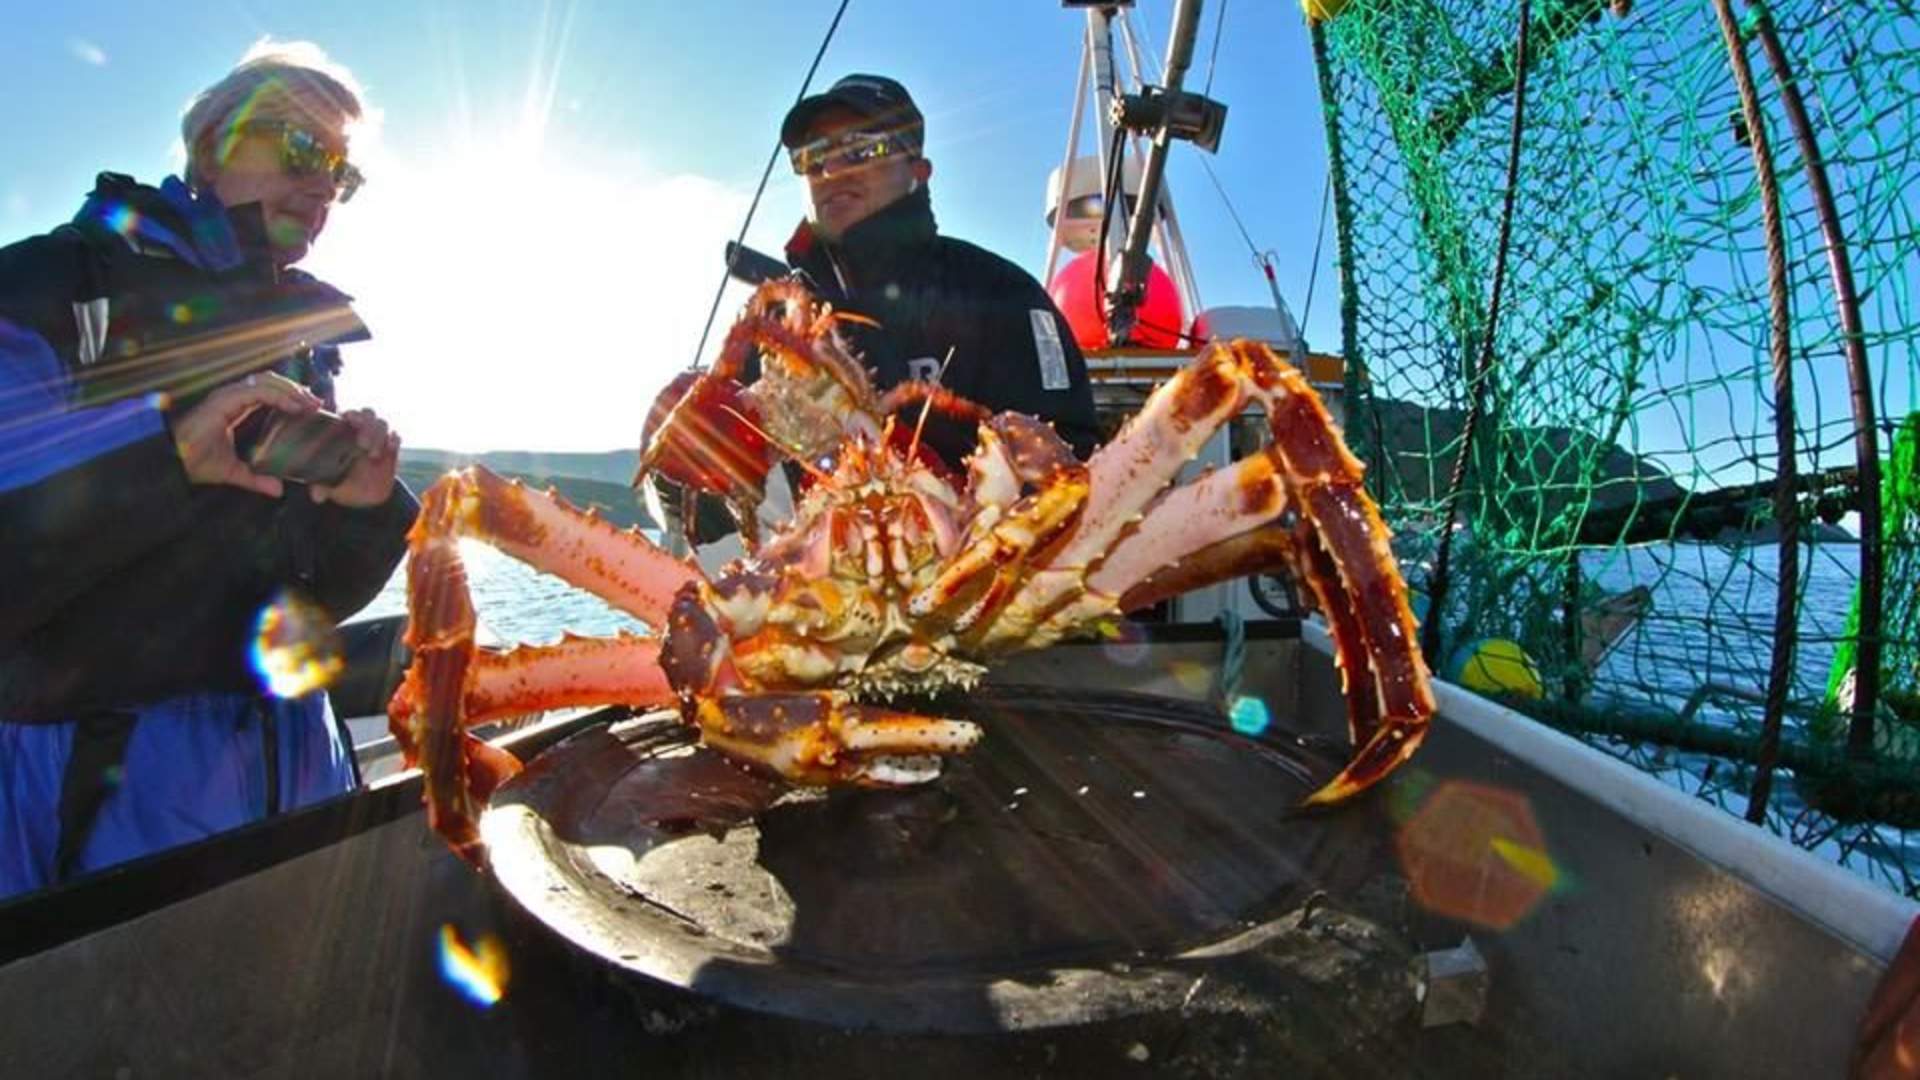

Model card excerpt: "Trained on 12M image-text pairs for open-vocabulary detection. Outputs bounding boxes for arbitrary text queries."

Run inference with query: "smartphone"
[243,409,365,486]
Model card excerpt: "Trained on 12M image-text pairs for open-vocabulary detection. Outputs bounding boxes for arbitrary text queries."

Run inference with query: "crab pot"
[0,620,1907,1078]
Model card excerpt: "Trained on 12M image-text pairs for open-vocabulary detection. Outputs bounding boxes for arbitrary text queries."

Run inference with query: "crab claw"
[689,691,983,788]
[639,369,775,504]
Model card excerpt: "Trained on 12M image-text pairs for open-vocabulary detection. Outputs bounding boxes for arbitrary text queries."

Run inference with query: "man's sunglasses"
[226,120,366,202]
[789,131,915,178]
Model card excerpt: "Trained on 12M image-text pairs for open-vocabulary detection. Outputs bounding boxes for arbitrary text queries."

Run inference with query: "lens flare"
[1097,618,1149,667]
[437,924,510,1008]
[1489,835,1561,891]
[1169,660,1212,695]
[250,591,344,698]
[1384,766,1438,825]
[105,203,141,238]
[1395,780,1557,930]
[1228,695,1271,736]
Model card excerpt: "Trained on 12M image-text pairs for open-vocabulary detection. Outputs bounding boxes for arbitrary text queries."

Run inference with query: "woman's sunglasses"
[226,120,366,202]
[789,131,914,178]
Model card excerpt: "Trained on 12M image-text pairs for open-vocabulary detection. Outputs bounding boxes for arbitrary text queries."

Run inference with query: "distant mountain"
[401,448,640,486]
[1355,398,1854,544]
[1712,519,1855,544]
[398,450,655,531]
[1362,397,1686,514]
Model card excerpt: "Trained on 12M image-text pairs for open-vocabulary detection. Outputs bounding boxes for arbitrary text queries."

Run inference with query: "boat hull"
[0,619,1904,1077]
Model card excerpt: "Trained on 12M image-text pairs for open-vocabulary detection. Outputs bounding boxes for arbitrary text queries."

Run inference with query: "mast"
[1087,8,1130,270]
[1114,8,1205,327]
[1053,2,1226,346]
[1107,0,1219,345]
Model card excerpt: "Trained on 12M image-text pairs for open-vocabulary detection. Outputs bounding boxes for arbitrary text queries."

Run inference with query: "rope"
[1711,0,1800,826]
[685,0,852,372]
[1419,0,1533,666]
[1194,121,1304,349]
[1214,607,1246,706]
[1751,4,1885,757]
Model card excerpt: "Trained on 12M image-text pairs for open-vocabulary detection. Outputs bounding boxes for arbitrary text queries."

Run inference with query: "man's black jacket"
[0,173,416,720]
[782,185,1101,465]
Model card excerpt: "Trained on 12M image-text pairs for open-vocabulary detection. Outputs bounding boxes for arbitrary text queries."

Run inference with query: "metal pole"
[1086,9,1127,270]
[1111,0,1204,344]
[1044,29,1095,286]
[1155,192,1206,331]
[1116,10,1206,327]
[1750,3,1883,760]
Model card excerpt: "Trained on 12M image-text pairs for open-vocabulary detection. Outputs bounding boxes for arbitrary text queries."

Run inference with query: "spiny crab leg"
[388,633,669,731]
[907,416,1089,634]
[394,465,697,864]
[689,690,982,788]
[1040,446,1293,632]
[433,466,698,629]
[1002,341,1432,806]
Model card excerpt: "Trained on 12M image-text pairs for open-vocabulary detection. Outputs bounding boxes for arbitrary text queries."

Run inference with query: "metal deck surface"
[483,686,1386,1033]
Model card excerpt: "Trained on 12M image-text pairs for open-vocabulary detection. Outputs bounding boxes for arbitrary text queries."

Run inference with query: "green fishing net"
[1311,0,1920,891]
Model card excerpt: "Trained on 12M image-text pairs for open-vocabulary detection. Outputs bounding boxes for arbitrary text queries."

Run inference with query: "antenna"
[906,347,960,464]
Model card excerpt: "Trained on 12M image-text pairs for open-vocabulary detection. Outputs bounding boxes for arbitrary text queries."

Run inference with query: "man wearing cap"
[776,74,1100,465]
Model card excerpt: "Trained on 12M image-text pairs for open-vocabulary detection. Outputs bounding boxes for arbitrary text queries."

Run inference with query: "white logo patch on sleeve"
[1029,309,1071,391]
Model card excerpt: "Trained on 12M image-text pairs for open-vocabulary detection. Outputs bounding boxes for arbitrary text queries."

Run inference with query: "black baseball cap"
[780,74,925,151]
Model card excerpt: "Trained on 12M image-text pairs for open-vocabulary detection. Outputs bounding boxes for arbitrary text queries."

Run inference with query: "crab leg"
[396,466,696,864]
[908,416,1089,636]
[398,488,494,864]
[1009,342,1432,806]
[431,466,696,628]
[1035,446,1293,633]
[1041,341,1256,575]
[690,691,982,788]
[714,277,876,400]
[388,633,669,731]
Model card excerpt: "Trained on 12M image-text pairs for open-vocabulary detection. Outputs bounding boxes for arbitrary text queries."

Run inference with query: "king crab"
[389,279,1434,864]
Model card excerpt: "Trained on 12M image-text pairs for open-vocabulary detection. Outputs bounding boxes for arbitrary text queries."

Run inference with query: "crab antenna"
[907,346,960,464]
[718,404,832,483]
[831,309,883,329]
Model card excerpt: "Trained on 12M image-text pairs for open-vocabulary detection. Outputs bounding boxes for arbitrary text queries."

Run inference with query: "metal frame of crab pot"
[0,609,1910,1078]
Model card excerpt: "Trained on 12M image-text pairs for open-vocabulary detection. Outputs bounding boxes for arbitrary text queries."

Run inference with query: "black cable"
[685,0,852,372]
[1093,125,1131,341]
[1202,0,1230,97]
[1299,173,1332,336]
[1197,152,1260,256]
[1420,0,1531,666]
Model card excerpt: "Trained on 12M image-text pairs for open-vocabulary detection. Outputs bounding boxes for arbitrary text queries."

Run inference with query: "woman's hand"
[170,372,321,497]
[309,407,401,508]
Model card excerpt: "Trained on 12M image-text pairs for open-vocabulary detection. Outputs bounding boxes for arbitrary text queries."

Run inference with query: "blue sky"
[1,1,1333,452]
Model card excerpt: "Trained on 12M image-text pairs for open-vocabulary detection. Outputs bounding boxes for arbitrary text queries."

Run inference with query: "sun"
[299,129,766,454]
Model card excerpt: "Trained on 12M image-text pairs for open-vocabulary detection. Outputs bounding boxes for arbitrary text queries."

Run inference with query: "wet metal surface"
[483,685,1393,1032]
